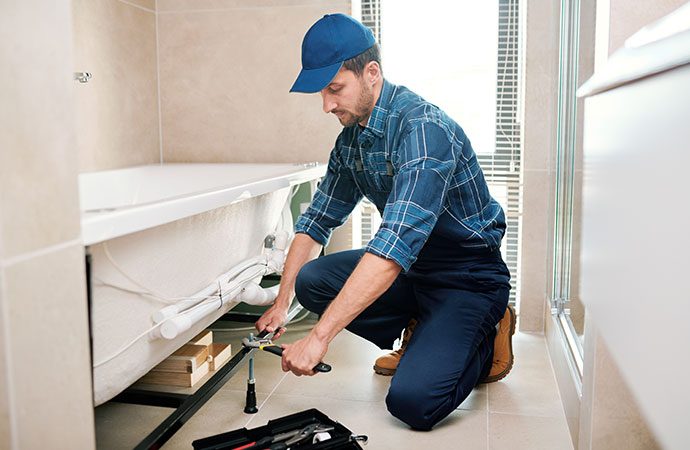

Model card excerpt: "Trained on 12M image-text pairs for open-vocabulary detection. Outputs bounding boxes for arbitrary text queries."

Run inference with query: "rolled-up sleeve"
[365,122,458,271]
[294,141,363,246]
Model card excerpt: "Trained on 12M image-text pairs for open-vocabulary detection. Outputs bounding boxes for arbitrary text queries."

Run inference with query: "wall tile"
[522,0,559,172]
[0,2,82,259]
[158,0,347,12]
[0,275,11,449]
[159,4,346,163]
[588,334,661,450]
[579,325,662,449]
[73,0,160,172]
[607,0,687,54]
[519,169,553,332]
[121,0,156,11]
[4,245,94,448]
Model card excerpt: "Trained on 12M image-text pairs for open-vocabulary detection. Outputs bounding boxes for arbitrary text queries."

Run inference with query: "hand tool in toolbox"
[192,408,366,450]
[232,423,335,450]
[241,337,332,373]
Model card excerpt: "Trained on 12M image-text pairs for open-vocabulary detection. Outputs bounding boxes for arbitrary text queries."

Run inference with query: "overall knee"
[385,380,438,431]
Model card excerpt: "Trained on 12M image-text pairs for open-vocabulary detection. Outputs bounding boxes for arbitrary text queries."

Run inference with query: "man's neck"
[358,78,384,128]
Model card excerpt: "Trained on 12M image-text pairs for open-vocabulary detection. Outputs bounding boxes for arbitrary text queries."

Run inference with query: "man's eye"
[330,87,341,93]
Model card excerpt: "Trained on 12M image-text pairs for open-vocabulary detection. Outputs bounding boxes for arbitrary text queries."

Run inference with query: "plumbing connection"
[152,230,291,340]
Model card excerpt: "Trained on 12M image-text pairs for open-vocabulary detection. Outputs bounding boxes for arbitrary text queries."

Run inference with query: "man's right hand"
[254,233,322,341]
[255,303,289,340]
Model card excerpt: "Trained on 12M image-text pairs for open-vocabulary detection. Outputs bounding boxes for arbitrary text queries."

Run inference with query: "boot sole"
[482,304,516,383]
[373,365,396,376]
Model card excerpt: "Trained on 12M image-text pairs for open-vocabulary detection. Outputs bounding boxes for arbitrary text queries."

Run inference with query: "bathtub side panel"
[90,188,290,405]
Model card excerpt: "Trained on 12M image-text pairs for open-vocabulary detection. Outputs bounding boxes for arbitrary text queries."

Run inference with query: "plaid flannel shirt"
[294,79,506,271]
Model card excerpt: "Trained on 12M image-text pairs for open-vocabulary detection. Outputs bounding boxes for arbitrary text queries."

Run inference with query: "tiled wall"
[73,0,349,173]
[157,0,347,164]
[73,0,161,173]
[0,1,95,448]
[607,0,686,54]
[519,0,560,332]
[578,317,662,449]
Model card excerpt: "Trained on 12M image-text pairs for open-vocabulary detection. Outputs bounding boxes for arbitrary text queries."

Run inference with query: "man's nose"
[322,94,336,114]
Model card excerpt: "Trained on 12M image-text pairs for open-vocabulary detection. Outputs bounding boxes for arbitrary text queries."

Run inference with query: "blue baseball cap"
[290,14,376,93]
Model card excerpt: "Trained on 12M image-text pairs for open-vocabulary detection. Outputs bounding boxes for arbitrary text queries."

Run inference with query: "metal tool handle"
[262,346,331,372]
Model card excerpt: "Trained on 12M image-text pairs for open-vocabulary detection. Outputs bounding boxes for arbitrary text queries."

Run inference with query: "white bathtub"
[79,163,325,245]
[80,163,324,405]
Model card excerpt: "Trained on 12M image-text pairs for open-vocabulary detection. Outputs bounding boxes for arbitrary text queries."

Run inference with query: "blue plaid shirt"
[295,79,506,271]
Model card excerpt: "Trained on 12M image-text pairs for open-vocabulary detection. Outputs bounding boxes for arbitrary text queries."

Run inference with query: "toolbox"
[192,408,367,450]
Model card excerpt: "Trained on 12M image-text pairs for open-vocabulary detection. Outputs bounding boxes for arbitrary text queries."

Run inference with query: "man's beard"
[334,83,374,127]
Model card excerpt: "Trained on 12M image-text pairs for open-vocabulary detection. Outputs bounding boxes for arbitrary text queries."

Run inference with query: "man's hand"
[255,303,288,340]
[254,233,323,341]
[281,332,328,376]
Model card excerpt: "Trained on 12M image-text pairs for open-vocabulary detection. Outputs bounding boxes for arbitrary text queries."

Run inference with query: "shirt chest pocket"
[354,156,395,192]
[370,166,394,192]
[364,155,395,192]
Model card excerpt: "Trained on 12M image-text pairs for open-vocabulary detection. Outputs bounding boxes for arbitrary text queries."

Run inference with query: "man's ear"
[364,61,381,86]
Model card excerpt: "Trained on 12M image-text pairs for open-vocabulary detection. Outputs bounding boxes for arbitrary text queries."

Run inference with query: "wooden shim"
[140,361,210,387]
[209,343,232,371]
[189,330,213,347]
[150,344,210,374]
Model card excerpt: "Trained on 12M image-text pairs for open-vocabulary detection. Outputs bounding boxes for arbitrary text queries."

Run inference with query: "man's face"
[320,67,374,128]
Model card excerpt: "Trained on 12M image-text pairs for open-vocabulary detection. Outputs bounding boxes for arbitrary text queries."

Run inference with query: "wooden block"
[140,361,210,387]
[209,343,232,371]
[189,329,213,347]
[151,344,210,374]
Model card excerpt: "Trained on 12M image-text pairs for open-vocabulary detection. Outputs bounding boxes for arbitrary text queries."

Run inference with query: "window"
[355,0,522,307]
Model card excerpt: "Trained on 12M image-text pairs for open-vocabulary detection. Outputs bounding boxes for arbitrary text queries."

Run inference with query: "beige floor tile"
[488,332,565,417]
[271,328,393,403]
[459,383,489,411]
[489,412,573,450]
[94,320,572,449]
[164,390,267,449]
[95,402,173,449]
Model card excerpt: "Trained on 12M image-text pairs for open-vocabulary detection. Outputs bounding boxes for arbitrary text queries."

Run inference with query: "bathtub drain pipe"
[152,232,291,341]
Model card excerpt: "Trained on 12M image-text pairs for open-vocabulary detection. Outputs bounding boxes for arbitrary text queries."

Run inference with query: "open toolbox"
[192,408,367,450]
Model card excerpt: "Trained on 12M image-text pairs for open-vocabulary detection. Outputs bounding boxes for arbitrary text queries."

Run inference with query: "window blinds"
[359,0,522,307]
[477,0,522,306]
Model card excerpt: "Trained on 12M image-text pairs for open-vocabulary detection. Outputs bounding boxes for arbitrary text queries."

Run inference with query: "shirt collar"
[362,78,394,140]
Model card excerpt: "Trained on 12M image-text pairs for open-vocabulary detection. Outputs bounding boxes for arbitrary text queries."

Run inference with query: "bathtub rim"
[80,162,325,246]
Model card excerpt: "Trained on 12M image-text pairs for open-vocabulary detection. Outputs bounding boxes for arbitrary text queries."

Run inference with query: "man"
[256,13,515,430]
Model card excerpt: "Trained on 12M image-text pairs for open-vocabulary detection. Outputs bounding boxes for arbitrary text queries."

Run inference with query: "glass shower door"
[552,0,586,393]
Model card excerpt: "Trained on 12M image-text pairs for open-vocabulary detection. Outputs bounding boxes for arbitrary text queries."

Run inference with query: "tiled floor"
[94,317,574,449]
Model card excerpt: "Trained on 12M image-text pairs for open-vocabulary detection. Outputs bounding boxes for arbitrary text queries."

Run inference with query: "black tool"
[233,423,335,450]
[240,337,332,373]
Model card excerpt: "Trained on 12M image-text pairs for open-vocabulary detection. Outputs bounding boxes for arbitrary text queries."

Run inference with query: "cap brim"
[289,61,343,93]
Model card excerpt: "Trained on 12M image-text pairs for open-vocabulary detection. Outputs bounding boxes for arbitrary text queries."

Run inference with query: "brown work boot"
[373,319,417,376]
[482,304,516,383]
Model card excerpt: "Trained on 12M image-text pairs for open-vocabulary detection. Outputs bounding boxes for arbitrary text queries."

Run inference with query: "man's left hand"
[281,333,328,376]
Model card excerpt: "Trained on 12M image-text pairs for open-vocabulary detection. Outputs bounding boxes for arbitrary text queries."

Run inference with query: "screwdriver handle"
[260,345,332,372]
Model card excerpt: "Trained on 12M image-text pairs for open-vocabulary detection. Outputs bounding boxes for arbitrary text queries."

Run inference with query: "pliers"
[233,423,335,450]
[241,337,331,373]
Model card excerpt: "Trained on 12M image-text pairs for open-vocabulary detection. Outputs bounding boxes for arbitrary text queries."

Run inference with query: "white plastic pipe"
[152,254,268,323]
[157,265,268,340]
[153,233,290,339]
[223,255,267,283]
[237,283,280,306]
